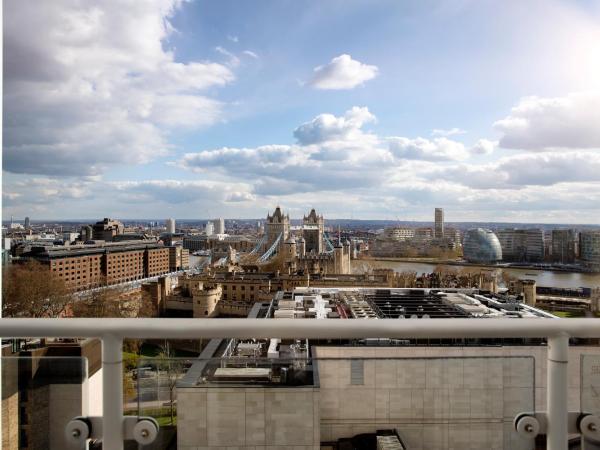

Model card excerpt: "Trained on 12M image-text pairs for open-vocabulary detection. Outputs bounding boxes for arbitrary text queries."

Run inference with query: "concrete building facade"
[166,218,176,234]
[212,218,225,235]
[91,218,124,241]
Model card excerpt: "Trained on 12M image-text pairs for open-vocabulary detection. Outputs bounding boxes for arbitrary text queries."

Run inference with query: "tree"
[500,271,520,289]
[260,251,287,273]
[156,343,185,425]
[123,352,140,404]
[2,260,72,317]
[71,284,156,318]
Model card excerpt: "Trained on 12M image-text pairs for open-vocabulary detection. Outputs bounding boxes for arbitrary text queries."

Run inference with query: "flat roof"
[31,241,166,258]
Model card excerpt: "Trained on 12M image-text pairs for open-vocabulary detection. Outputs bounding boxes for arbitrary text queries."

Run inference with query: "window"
[350,360,364,385]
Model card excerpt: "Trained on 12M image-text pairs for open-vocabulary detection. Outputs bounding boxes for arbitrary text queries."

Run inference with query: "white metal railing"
[2,317,600,450]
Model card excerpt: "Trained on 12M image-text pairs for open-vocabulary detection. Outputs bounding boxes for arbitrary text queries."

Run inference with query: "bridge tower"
[265,206,289,251]
[302,208,324,254]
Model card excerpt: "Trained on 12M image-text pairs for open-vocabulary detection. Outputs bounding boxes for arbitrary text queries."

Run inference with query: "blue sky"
[3,0,600,222]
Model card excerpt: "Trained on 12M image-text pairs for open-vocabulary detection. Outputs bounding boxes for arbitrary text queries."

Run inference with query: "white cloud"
[175,107,476,196]
[243,50,259,59]
[308,54,378,90]
[3,0,234,176]
[494,92,600,150]
[110,180,256,206]
[470,139,497,155]
[431,128,466,137]
[214,46,240,67]
[225,191,257,202]
[227,35,239,43]
[293,106,376,145]
[431,151,600,189]
[388,137,469,161]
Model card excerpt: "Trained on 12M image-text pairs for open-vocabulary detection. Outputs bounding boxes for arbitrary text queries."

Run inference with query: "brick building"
[23,241,171,291]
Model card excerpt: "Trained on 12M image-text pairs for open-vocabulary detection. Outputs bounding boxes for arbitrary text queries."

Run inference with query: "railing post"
[547,333,569,450]
[103,334,123,450]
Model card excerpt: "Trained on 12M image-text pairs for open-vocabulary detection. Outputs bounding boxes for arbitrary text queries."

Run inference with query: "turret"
[521,279,537,306]
[284,237,297,260]
[297,236,306,257]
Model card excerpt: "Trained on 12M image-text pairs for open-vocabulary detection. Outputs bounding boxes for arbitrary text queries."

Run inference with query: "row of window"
[222,293,255,301]
[224,284,258,291]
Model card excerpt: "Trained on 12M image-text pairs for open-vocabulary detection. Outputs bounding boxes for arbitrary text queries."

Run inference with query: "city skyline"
[4,0,600,223]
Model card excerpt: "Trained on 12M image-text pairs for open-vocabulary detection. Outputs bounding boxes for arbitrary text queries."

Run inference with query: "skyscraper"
[434,208,444,239]
[205,221,214,236]
[213,218,225,234]
[166,218,176,234]
[24,216,30,229]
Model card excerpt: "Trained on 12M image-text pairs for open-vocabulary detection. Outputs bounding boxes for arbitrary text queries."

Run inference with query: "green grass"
[125,407,177,426]
[548,310,586,318]
[123,343,198,360]
[155,415,177,426]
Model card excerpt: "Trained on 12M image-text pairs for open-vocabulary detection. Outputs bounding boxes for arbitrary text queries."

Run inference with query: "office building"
[443,227,462,247]
[434,207,444,238]
[462,228,502,263]
[24,216,30,229]
[205,221,214,236]
[551,229,577,264]
[579,230,600,269]
[176,287,576,450]
[382,227,415,241]
[91,218,124,241]
[166,218,176,234]
[80,225,93,242]
[213,218,225,235]
[496,228,545,262]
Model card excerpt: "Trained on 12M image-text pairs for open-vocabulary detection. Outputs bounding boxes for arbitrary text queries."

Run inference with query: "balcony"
[1,318,600,450]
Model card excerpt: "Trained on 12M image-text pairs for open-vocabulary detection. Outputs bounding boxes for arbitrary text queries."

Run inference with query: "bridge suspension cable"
[323,232,335,253]
[249,234,267,255]
[258,232,283,262]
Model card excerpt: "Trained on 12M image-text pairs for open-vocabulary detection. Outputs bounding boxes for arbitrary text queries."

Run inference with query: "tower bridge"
[238,207,351,274]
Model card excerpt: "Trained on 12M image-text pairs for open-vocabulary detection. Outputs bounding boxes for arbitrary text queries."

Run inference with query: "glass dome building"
[462,228,503,263]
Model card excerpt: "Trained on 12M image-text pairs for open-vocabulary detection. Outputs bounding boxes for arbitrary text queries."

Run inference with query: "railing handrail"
[1,317,600,339]
[3,317,597,449]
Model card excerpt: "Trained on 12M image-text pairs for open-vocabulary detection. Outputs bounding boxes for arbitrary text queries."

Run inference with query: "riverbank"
[364,257,598,274]
[356,259,600,289]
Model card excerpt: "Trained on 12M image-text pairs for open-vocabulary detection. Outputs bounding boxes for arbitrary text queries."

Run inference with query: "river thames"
[356,260,600,289]
[191,255,600,289]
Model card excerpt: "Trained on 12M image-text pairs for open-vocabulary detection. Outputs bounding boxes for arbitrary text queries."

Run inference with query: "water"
[189,254,600,289]
[357,260,600,289]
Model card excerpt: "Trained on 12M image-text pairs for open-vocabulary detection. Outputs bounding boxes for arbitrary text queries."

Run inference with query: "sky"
[3,0,600,223]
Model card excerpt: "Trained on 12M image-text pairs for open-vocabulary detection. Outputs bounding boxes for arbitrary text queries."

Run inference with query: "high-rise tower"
[166,218,176,234]
[434,208,444,239]
[213,218,225,234]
